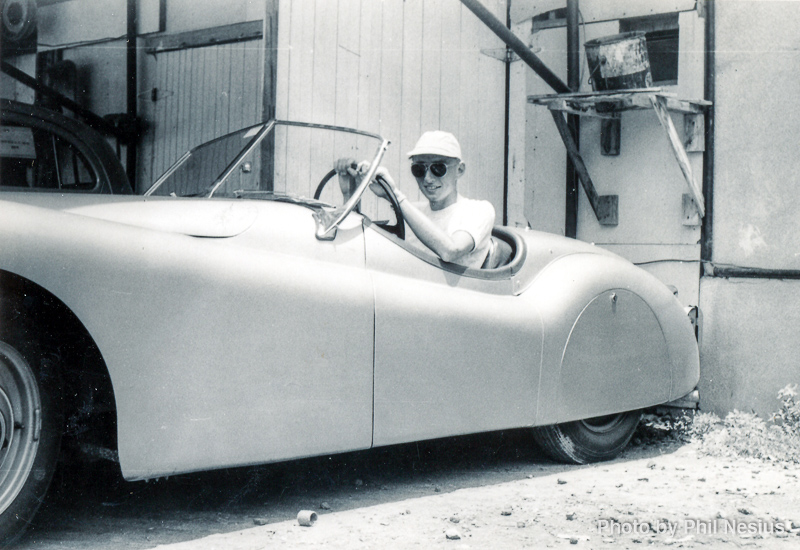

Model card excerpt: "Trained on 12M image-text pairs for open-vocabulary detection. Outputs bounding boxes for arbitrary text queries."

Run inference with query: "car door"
[364,227,544,447]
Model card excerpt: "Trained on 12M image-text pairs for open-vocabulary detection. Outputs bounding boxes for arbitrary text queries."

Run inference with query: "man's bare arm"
[371,167,475,263]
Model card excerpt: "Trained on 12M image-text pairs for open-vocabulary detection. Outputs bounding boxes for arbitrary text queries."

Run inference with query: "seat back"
[482,234,514,269]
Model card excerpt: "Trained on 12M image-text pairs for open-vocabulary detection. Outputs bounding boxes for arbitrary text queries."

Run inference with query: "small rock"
[380,484,389,491]
[253,517,270,526]
[738,508,752,515]
[450,516,460,523]
[698,478,706,482]
[570,538,579,545]
[566,512,577,521]
[637,478,649,482]
[320,502,331,510]
[355,479,364,487]
[501,506,513,516]
[792,521,800,529]
[647,462,657,469]
[445,528,461,540]
[557,479,567,485]
[406,509,412,515]
[434,486,442,493]
[517,521,526,528]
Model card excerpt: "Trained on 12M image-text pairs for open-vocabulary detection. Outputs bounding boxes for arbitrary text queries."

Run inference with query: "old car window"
[0,124,98,191]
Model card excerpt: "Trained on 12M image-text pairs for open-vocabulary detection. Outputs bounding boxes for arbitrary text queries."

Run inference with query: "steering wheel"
[314,169,405,239]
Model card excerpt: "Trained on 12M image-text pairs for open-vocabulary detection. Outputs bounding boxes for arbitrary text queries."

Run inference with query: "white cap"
[406,131,462,160]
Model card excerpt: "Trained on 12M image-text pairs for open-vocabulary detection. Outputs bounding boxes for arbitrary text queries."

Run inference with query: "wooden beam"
[550,111,619,226]
[650,95,705,217]
[144,20,263,55]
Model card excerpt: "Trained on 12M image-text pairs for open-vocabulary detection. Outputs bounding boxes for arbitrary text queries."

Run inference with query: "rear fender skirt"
[525,253,700,425]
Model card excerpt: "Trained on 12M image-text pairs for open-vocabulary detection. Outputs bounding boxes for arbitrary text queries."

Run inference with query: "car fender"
[0,198,376,479]
[522,252,700,425]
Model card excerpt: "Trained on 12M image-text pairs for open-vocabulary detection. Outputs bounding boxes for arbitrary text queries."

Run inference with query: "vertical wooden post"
[126,0,138,191]
[565,0,580,237]
[261,0,279,192]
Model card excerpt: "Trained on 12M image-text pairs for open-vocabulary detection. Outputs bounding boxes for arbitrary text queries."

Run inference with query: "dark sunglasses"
[410,162,450,179]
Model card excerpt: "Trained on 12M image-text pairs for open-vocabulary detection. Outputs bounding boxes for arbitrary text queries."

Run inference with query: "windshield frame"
[143,120,388,199]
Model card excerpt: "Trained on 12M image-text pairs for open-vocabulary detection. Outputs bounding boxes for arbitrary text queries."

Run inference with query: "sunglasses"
[410,162,451,179]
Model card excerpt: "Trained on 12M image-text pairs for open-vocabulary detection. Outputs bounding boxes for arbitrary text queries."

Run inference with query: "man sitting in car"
[335,131,495,269]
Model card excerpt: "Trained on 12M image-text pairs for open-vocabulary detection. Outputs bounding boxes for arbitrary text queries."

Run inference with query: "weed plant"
[637,384,800,465]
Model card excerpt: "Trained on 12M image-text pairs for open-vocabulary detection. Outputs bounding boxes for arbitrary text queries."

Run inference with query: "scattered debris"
[297,510,317,527]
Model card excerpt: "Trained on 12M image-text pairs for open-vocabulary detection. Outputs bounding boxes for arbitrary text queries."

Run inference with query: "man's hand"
[334,159,401,203]
[334,158,360,201]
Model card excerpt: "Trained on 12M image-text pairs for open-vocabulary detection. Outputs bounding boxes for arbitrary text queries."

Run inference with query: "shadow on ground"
[20,424,680,549]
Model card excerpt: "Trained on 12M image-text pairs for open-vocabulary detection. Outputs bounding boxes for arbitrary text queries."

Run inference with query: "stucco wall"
[698,277,800,418]
[700,1,800,417]
[712,1,800,268]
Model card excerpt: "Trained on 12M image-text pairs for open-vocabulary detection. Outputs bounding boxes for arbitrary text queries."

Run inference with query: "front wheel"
[0,340,62,546]
[532,410,641,464]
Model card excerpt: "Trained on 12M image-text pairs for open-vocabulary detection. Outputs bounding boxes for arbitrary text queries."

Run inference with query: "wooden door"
[138,32,264,192]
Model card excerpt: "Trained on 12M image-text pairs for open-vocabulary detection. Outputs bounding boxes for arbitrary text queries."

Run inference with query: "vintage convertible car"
[0,108,700,543]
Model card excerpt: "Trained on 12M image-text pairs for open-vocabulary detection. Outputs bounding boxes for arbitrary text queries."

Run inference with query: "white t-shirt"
[405,195,496,268]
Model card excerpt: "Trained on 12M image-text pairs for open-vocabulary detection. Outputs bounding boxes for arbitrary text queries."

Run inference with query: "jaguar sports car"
[0,101,700,543]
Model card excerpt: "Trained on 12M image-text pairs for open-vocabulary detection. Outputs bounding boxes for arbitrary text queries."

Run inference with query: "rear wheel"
[0,340,62,546]
[532,410,641,464]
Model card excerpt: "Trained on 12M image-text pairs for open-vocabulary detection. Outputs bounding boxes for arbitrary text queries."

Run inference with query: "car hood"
[0,193,258,238]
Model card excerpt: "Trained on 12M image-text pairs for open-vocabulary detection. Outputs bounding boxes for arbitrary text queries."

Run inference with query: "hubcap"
[0,343,42,516]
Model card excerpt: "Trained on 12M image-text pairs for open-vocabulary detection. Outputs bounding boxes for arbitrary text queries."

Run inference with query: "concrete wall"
[699,0,800,417]
[699,278,800,418]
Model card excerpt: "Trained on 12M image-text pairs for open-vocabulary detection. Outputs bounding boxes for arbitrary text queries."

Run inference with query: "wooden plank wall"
[138,40,264,192]
[274,0,508,220]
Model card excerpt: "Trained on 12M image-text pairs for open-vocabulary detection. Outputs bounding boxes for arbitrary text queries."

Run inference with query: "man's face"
[410,154,464,209]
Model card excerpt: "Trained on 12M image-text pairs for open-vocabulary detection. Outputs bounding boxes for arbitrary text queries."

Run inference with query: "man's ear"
[456,161,466,178]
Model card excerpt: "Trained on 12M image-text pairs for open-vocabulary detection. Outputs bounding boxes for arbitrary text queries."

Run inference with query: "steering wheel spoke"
[313,169,405,240]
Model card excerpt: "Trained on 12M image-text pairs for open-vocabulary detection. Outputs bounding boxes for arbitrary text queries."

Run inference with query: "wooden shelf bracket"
[550,111,619,226]
[529,88,710,222]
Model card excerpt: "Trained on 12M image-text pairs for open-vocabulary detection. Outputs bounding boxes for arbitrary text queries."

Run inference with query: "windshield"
[144,120,387,207]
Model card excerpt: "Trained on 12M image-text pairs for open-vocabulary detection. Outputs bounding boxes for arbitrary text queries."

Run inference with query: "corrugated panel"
[138,39,264,191]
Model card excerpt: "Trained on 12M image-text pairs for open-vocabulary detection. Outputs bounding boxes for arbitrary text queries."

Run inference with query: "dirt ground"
[16,428,800,549]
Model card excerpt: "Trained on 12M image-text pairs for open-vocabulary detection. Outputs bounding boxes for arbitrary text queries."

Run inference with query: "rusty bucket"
[585,32,652,92]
